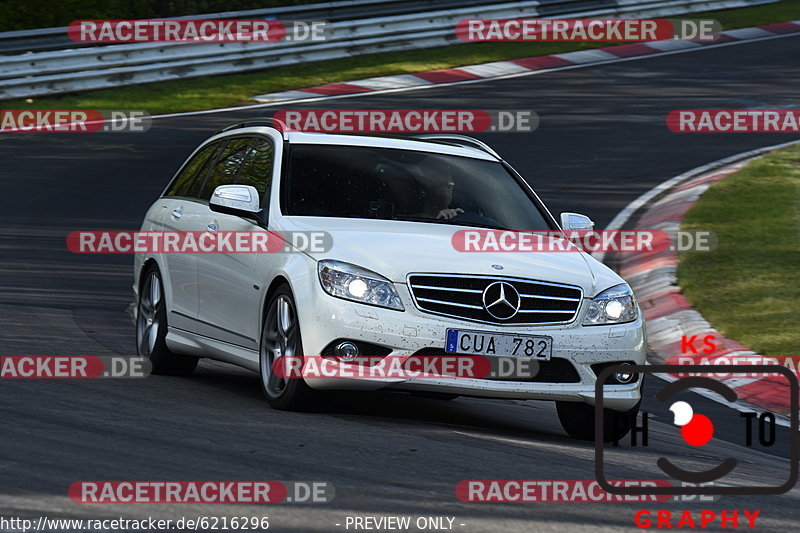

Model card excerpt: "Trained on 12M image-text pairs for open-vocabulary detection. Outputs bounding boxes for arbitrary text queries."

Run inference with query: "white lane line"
[452,430,596,457]
[252,90,319,102]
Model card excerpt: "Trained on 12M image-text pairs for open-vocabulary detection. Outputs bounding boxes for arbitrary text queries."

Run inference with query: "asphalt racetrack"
[1,34,799,531]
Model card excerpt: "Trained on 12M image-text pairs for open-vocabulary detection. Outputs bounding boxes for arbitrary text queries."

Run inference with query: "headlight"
[318,260,404,311]
[583,283,638,325]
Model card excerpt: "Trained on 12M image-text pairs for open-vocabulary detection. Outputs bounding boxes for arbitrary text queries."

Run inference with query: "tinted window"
[237,138,274,197]
[164,141,220,198]
[285,145,551,231]
[198,138,253,201]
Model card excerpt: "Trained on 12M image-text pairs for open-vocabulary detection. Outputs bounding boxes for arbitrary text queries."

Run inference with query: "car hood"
[277,217,625,296]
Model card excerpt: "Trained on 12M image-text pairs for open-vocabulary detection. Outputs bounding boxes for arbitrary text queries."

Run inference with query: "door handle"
[171,208,183,219]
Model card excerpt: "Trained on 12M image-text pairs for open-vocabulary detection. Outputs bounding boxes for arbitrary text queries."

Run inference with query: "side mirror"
[560,212,594,231]
[209,185,261,217]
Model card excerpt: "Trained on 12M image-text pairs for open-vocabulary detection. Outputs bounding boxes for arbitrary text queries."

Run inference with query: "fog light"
[614,363,636,384]
[335,341,359,360]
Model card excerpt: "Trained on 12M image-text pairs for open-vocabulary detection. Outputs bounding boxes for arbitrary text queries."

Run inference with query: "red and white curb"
[610,140,800,418]
[253,21,800,103]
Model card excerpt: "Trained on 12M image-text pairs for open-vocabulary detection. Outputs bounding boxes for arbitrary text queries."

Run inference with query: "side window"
[164,141,220,198]
[237,138,274,198]
[198,137,253,201]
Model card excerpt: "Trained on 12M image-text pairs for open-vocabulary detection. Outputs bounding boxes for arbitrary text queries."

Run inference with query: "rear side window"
[198,138,253,201]
[237,138,274,197]
[164,141,220,198]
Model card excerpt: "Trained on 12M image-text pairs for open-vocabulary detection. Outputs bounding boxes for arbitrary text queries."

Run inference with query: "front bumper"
[291,276,647,411]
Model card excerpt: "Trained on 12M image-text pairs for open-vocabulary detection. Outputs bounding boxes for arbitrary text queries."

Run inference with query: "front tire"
[259,284,314,410]
[136,265,198,376]
[556,399,641,443]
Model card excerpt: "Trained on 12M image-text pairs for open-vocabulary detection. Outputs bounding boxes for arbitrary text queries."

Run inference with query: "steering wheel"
[452,211,504,228]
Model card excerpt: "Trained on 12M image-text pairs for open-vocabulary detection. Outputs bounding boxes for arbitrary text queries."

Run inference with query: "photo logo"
[656,378,736,484]
[595,365,798,495]
[669,401,714,446]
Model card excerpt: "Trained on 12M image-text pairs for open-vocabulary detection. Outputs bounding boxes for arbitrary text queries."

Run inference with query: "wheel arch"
[138,258,160,287]
[261,275,291,326]
[136,258,162,302]
[136,258,173,320]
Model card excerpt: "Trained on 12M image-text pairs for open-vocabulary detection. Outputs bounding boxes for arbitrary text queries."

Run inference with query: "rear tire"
[259,284,314,410]
[556,399,641,443]
[136,265,198,376]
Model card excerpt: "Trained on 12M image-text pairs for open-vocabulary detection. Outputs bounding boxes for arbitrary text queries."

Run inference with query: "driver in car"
[411,158,464,220]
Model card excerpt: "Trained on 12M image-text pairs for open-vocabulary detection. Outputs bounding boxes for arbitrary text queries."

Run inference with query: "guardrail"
[0,0,510,54]
[0,0,778,100]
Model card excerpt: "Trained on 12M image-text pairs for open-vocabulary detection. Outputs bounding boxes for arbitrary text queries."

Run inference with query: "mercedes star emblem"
[482,281,521,320]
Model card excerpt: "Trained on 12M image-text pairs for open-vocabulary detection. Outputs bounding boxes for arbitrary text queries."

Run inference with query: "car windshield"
[284,144,552,231]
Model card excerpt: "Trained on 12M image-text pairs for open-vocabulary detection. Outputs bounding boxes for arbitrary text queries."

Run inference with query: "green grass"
[678,144,800,358]
[2,0,800,113]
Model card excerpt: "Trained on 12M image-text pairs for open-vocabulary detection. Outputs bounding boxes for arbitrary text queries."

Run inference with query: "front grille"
[413,348,580,383]
[407,274,582,325]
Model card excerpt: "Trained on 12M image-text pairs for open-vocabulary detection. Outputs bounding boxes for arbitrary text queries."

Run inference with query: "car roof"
[210,125,500,162]
[283,131,498,161]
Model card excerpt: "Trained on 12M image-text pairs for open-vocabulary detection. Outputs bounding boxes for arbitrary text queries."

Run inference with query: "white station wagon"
[134,120,646,441]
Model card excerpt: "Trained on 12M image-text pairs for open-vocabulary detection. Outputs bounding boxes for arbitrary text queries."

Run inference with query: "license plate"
[445,329,553,360]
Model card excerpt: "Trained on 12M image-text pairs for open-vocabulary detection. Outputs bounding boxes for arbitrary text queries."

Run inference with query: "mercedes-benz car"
[133,120,646,441]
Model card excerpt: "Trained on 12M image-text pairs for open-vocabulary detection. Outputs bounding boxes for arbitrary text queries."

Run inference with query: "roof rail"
[217,118,288,139]
[413,134,501,159]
